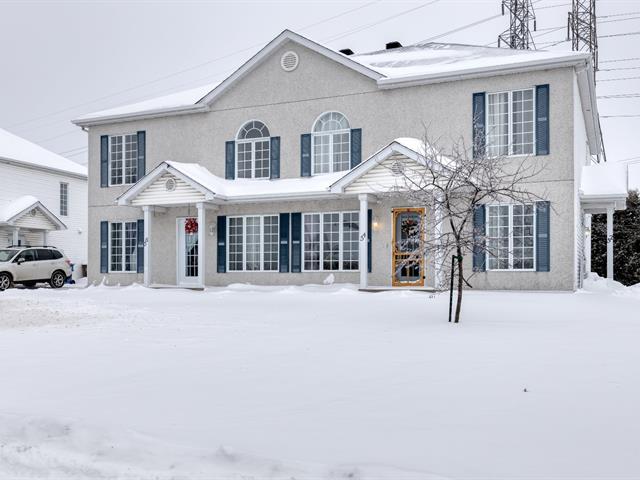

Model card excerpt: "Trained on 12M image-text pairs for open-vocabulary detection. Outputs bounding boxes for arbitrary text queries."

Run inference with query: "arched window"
[312,112,351,175]
[236,120,271,179]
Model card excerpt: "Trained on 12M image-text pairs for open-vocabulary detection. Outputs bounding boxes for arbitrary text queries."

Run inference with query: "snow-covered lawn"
[1,279,639,479]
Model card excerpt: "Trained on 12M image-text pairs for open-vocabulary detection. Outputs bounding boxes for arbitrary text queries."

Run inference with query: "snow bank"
[582,272,640,298]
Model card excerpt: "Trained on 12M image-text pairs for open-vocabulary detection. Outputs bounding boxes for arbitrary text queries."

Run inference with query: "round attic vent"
[165,178,176,192]
[280,51,299,72]
[391,160,405,176]
[30,209,37,217]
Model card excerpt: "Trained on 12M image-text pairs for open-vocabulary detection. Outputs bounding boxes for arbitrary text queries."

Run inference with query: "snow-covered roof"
[118,161,345,205]
[0,128,87,177]
[580,163,629,198]
[73,30,591,127]
[0,195,66,229]
[73,83,218,123]
[352,42,589,85]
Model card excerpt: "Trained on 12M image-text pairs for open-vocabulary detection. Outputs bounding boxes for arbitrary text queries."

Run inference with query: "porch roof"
[117,161,346,206]
[0,195,66,229]
[580,163,629,213]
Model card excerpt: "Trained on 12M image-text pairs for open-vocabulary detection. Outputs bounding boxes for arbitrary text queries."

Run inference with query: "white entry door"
[176,218,199,286]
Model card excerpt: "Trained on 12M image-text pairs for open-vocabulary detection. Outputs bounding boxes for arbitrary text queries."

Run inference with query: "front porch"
[0,195,66,248]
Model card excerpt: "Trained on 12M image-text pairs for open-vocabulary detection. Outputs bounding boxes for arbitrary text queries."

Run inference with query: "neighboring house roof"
[0,195,67,229]
[72,30,596,137]
[0,128,87,178]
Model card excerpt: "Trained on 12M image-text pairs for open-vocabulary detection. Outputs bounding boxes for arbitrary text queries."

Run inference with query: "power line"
[599,15,640,24]
[598,76,640,82]
[600,30,640,38]
[599,66,640,71]
[600,11,640,18]
[601,114,640,118]
[600,56,640,63]
[324,0,441,43]
[598,93,640,99]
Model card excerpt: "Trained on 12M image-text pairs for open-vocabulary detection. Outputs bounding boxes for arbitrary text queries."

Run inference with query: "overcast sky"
[1,0,638,166]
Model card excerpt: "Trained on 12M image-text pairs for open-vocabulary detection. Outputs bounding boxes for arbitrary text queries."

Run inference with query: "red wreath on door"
[185,217,198,234]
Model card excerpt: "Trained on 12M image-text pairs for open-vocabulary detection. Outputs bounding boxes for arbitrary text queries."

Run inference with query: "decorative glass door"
[392,208,425,287]
[177,218,199,285]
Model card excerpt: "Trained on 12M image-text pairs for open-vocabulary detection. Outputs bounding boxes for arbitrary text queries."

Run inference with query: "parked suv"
[0,246,71,290]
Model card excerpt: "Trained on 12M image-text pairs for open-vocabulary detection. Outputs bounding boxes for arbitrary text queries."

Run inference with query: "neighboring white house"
[0,128,88,279]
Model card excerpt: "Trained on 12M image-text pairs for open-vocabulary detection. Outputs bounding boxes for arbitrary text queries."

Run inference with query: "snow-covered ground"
[1,277,639,479]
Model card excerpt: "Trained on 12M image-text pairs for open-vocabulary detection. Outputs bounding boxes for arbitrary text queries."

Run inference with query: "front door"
[392,208,425,287]
[177,218,199,285]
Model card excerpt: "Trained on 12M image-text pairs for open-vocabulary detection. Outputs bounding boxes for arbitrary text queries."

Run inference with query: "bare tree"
[386,129,547,323]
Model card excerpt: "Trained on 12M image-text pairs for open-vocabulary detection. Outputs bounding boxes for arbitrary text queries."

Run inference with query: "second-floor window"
[486,89,535,157]
[236,121,270,179]
[110,134,138,186]
[312,112,351,175]
[59,182,68,216]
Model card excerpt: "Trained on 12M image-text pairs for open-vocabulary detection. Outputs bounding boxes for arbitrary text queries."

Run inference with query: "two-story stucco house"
[72,30,627,291]
[0,128,88,279]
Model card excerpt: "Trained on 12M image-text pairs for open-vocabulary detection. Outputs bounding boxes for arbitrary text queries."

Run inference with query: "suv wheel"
[50,270,66,289]
[0,272,12,291]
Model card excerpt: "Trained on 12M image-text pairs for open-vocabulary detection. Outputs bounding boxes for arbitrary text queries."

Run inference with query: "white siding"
[13,209,57,230]
[0,162,88,268]
[345,154,426,194]
[131,173,206,206]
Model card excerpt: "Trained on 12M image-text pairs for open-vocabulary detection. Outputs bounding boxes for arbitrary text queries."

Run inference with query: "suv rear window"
[36,249,54,260]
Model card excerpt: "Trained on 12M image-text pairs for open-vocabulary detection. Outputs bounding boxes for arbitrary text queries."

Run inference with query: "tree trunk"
[454,247,464,323]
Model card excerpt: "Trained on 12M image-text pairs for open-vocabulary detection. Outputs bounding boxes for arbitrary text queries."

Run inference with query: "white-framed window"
[486,204,536,271]
[109,134,138,186]
[110,221,137,272]
[486,88,535,157]
[303,211,359,271]
[227,215,279,271]
[236,120,270,179]
[312,112,350,175]
[59,182,68,216]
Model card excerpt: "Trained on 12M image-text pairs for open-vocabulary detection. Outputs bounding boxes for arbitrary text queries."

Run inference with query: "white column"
[11,228,19,246]
[42,230,48,246]
[197,202,206,289]
[584,214,592,274]
[606,206,614,281]
[358,194,369,289]
[143,206,152,287]
[434,196,444,289]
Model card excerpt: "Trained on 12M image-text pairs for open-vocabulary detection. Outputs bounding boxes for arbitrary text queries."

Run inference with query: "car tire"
[49,270,66,289]
[0,272,12,291]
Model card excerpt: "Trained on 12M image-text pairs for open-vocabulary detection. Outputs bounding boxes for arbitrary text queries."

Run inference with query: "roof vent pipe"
[339,48,354,56]
[385,41,402,50]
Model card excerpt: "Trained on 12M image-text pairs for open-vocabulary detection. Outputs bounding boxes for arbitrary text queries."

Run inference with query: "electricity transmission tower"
[567,0,598,73]
[498,0,537,49]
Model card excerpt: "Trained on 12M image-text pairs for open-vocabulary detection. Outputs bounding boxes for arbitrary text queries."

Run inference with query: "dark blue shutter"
[472,92,486,159]
[100,221,108,273]
[367,209,372,273]
[300,134,311,177]
[536,201,550,272]
[136,219,144,273]
[225,141,235,180]
[100,135,109,188]
[279,213,290,272]
[136,131,146,181]
[472,205,486,272]
[270,136,280,179]
[350,128,362,169]
[217,215,227,273]
[536,84,550,156]
[291,212,302,272]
